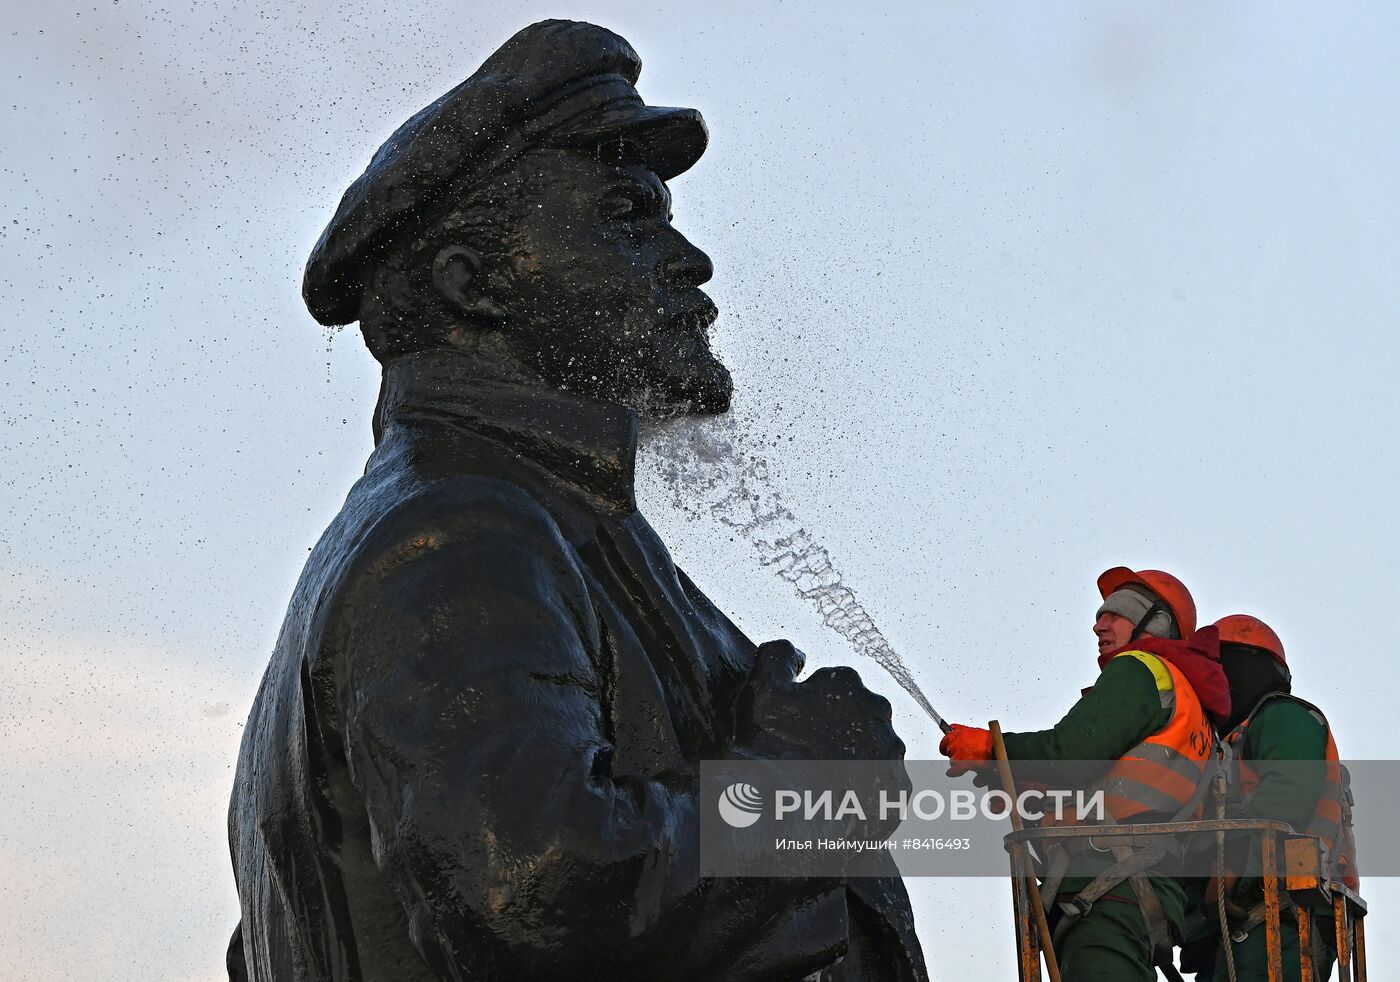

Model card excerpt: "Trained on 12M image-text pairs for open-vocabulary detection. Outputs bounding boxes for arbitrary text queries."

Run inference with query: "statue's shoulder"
[295,456,591,661]
[345,471,569,572]
[278,473,587,712]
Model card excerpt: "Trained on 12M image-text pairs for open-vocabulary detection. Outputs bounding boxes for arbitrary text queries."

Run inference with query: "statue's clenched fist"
[735,640,907,764]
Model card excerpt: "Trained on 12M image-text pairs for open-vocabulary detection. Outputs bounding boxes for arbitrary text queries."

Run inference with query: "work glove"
[939,723,993,777]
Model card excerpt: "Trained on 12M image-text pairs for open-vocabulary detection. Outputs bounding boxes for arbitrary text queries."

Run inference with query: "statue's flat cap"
[303,20,708,326]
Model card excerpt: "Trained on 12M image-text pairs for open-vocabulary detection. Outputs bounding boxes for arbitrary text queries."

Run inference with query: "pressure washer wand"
[921,701,951,734]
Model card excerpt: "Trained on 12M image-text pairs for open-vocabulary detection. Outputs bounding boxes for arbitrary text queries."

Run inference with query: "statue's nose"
[662,239,714,289]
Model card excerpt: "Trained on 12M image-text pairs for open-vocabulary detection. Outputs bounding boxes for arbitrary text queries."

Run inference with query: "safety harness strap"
[1044,749,1222,970]
[1047,842,1179,974]
[1130,599,1176,642]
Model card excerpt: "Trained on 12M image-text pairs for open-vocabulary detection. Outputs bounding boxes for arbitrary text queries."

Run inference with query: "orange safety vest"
[1225,692,1359,891]
[1090,650,1217,823]
[1036,652,1218,960]
[1045,650,1217,828]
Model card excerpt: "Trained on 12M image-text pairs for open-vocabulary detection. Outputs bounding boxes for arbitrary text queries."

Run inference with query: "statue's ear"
[432,245,509,323]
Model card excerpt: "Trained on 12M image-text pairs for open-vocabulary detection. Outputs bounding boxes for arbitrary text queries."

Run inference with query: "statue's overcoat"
[228,349,926,981]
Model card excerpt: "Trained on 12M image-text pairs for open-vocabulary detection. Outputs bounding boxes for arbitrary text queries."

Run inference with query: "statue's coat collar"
[376,347,639,513]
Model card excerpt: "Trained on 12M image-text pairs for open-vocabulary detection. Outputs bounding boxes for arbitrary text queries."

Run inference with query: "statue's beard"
[628,331,732,418]
[613,305,732,419]
[523,305,733,418]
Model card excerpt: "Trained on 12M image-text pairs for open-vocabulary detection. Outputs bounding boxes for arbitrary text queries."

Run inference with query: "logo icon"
[718,782,764,828]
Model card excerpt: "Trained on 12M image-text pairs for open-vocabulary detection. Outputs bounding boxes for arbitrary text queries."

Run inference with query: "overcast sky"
[3,2,1398,979]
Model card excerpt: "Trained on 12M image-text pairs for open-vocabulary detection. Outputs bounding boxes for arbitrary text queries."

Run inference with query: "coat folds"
[227,349,926,982]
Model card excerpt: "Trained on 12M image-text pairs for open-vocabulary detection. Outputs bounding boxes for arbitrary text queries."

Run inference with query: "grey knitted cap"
[1097,587,1176,639]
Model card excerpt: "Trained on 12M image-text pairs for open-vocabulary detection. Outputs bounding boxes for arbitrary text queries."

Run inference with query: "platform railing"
[1003,820,1366,982]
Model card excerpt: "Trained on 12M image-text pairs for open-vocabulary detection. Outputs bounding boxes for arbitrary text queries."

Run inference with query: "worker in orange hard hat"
[1096,566,1198,644]
[941,567,1230,982]
[1180,614,1357,982]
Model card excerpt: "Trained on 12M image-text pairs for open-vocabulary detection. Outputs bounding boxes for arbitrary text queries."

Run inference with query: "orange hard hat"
[1213,614,1286,667]
[1097,567,1197,638]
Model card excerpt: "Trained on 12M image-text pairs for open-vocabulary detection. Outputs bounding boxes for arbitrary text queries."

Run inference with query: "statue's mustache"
[661,295,719,339]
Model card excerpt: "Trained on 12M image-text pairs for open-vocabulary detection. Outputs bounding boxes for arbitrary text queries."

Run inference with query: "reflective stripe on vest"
[1225,692,1359,890]
[1090,651,1216,822]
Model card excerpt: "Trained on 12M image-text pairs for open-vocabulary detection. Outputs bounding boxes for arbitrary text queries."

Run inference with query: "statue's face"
[470,149,731,416]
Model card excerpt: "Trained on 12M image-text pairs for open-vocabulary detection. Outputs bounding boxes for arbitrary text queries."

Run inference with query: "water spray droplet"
[641,415,944,728]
